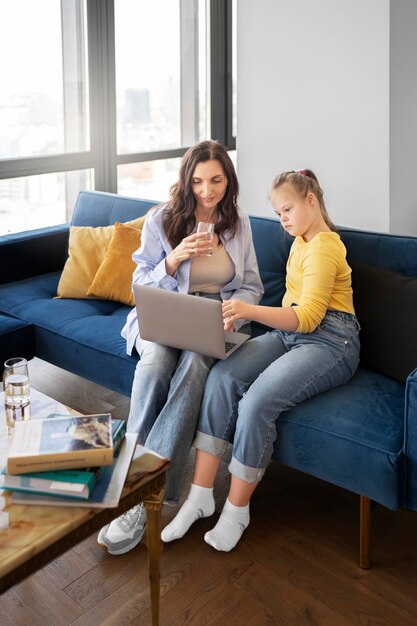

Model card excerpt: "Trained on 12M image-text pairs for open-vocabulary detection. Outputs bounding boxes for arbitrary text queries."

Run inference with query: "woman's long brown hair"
[163,140,239,248]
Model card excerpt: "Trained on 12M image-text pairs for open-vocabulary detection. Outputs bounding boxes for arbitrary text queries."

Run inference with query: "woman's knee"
[136,340,179,373]
[179,350,217,375]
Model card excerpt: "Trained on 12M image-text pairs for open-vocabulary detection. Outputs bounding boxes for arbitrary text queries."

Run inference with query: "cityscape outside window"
[0,0,234,235]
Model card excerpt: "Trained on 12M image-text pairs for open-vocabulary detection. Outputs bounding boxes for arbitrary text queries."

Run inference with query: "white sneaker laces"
[119,503,145,530]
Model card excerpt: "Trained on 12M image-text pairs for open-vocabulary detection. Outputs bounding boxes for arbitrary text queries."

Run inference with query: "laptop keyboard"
[225,341,236,353]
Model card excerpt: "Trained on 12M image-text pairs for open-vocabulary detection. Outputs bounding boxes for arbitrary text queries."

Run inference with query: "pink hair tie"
[299,169,307,176]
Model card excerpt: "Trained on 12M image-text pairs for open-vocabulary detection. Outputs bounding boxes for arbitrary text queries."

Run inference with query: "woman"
[162,169,360,552]
[98,140,263,555]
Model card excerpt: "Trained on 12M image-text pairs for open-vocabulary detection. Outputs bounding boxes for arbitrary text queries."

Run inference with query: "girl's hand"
[222,299,253,323]
[165,233,213,275]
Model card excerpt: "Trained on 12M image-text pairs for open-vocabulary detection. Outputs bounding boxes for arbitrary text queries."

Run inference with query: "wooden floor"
[1,358,417,625]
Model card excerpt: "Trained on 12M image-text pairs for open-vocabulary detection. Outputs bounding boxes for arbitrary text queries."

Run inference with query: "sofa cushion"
[56,216,145,300]
[0,315,35,373]
[0,272,136,395]
[87,221,142,306]
[35,324,137,396]
[273,367,405,509]
[71,191,157,227]
[351,261,417,383]
[0,273,61,316]
[0,273,119,326]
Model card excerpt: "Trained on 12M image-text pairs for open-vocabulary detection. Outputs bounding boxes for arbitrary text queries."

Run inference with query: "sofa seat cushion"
[0,315,35,373]
[34,316,138,396]
[0,273,121,327]
[0,273,137,395]
[273,367,405,509]
[0,273,62,315]
[0,273,131,351]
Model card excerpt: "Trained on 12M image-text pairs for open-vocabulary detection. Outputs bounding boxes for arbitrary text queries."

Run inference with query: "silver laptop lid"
[133,285,248,359]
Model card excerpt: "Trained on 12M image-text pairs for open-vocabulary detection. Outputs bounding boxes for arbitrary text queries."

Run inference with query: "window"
[0,171,94,234]
[0,0,89,159]
[113,0,209,197]
[117,158,181,202]
[115,0,206,154]
[0,0,234,235]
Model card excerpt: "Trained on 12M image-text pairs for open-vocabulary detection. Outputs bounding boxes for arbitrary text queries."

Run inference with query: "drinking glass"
[3,357,31,429]
[197,222,215,256]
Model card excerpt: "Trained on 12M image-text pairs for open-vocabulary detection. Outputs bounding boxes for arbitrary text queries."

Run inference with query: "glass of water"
[3,357,31,429]
[197,222,215,256]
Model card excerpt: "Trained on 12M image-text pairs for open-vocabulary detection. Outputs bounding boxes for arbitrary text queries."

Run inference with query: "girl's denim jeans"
[194,310,361,483]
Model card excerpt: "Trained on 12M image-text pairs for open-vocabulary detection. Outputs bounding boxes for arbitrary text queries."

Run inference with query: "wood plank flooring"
[1,357,417,625]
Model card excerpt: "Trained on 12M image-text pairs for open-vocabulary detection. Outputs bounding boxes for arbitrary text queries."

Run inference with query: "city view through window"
[0,0,211,235]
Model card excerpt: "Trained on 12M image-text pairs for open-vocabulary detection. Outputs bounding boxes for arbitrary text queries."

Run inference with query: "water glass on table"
[3,357,31,429]
[197,222,215,256]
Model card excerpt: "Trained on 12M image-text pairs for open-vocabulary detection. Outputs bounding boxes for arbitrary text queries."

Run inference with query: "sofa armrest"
[0,225,69,284]
[405,368,417,510]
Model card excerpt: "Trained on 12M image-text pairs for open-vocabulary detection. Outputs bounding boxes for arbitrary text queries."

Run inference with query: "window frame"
[0,0,234,211]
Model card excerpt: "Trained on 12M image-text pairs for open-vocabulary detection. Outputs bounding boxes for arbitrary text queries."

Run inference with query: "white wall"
[237,0,392,232]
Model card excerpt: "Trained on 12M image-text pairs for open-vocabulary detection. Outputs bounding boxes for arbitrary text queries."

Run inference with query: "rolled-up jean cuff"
[228,456,266,483]
[194,430,232,458]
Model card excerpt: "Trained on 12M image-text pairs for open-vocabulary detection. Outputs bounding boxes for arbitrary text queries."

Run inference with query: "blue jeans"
[127,292,244,504]
[127,339,217,504]
[194,310,361,483]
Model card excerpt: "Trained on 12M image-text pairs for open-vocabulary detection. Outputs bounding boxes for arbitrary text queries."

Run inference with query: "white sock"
[204,498,250,552]
[161,483,215,542]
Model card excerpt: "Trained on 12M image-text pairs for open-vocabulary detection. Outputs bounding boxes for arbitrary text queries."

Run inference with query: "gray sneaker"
[97,503,147,555]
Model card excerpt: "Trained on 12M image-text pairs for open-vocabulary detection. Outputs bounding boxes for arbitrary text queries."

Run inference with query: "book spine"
[7,448,114,476]
[1,485,91,500]
[113,422,127,455]
[2,469,96,489]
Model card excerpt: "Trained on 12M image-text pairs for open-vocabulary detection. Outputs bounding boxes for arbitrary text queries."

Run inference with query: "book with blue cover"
[0,467,97,499]
[111,418,126,455]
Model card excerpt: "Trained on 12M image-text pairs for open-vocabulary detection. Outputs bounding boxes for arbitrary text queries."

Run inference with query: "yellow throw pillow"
[56,215,146,299]
[87,221,142,306]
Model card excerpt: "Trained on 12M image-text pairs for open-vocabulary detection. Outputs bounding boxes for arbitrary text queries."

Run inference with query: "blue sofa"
[1,190,416,568]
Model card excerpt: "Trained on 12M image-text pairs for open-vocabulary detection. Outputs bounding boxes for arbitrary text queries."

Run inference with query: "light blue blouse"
[122,204,264,355]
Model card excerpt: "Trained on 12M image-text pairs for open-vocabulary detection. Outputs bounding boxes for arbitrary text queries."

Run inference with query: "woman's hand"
[222,299,254,324]
[165,233,213,275]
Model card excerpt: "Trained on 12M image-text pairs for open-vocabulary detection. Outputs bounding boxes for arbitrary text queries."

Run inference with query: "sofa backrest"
[250,216,417,383]
[72,190,157,227]
[248,218,417,304]
[72,191,417,382]
[339,227,417,278]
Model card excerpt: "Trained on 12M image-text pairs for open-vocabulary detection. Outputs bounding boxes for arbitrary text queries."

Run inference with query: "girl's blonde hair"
[269,169,337,232]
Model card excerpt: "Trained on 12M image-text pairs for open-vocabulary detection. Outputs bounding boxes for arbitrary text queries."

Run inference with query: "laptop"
[133,285,250,359]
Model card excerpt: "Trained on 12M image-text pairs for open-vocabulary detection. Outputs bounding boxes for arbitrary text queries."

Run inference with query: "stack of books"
[1,413,138,508]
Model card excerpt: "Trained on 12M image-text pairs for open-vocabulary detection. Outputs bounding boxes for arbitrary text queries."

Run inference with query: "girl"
[162,169,360,551]
[98,140,263,555]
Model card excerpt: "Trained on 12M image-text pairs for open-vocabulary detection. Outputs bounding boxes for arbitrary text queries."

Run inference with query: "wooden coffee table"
[0,389,168,626]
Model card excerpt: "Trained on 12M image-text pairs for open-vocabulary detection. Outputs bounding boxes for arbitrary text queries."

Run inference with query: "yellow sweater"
[282,232,355,333]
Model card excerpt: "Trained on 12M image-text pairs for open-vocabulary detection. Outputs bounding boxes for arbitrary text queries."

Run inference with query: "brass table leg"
[143,488,164,626]
[359,495,371,569]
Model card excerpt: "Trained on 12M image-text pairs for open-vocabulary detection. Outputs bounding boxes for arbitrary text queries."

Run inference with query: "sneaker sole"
[97,523,147,556]
[97,525,110,552]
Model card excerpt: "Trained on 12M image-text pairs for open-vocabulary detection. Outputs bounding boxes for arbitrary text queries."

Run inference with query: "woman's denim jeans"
[127,292,227,504]
[194,311,361,484]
